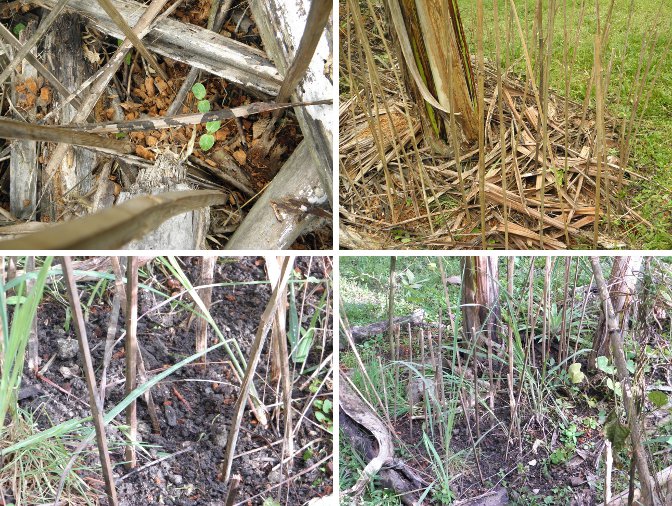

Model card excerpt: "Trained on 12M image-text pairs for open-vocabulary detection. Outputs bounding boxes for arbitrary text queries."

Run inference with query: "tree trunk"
[461,257,500,347]
[591,256,642,368]
[590,257,661,506]
[386,0,478,153]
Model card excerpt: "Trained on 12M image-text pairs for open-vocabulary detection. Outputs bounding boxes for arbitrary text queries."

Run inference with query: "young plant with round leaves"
[191,83,223,152]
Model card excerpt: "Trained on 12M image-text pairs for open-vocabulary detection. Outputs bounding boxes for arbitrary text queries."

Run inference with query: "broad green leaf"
[199,134,215,151]
[191,83,207,100]
[648,390,669,408]
[314,411,327,423]
[596,356,616,375]
[322,399,332,413]
[197,99,211,113]
[5,296,27,305]
[13,23,25,37]
[262,498,281,506]
[205,120,221,133]
[568,363,585,384]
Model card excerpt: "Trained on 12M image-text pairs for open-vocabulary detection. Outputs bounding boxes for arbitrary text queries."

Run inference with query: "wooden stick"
[220,256,293,483]
[59,256,119,506]
[124,256,139,469]
[195,256,216,367]
[0,189,227,249]
[95,0,168,81]
[0,118,133,154]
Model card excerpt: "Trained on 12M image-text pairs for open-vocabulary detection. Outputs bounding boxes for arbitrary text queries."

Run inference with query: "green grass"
[458,0,672,247]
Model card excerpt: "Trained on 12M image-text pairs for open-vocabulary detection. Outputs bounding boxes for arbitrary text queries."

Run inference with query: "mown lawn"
[459,0,672,248]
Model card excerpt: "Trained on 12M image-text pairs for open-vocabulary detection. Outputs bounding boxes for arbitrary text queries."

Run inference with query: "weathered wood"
[36,0,282,97]
[44,12,98,218]
[225,141,329,249]
[248,0,334,203]
[348,309,426,344]
[601,464,672,506]
[340,372,426,505]
[9,17,38,219]
[116,151,208,250]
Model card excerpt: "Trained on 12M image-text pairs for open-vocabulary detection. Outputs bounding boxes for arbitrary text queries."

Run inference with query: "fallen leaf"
[135,145,155,161]
[232,149,246,165]
[145,76,155,97]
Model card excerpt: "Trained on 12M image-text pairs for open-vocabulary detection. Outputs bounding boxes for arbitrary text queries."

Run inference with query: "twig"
[220,256,293,483]
[124,256,139,469]
[95,0,168,81]
[60,256,119,506]
[115,445,193,484]
[224,474,241,506]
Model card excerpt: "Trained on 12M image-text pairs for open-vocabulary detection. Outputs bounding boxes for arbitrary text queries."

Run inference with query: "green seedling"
[13,23,26,37]
[191,83,222,151]
[313,398,333,433]
[117,39,132,65]
[262,499,281,506]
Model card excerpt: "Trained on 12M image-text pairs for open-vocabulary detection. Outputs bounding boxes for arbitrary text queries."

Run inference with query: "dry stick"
[493,0,508,248]
[506,256,520,454]
[0,118,133,153]
[224,474,242,506]
[593,14,604,249]
[264,255,294,480]
[36,0,169,217]
[124,256,139,469]
[270,0,332,121]
[220,256,293,483]
[195,256,217,368]
[408,323,413,437]
[476,0,486,246]
[0,23,82,109]
[420,329,427,430]
[95,0,167,81]
[25,256,39,374]
[559,257,571,366]
[1,189,226,249]
[590,257,661,506]
[59,256,118,506]
[100,289,122,402]
[0,0,69,86]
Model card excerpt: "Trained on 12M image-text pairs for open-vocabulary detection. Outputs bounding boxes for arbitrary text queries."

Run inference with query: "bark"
[247,0,333,204]
[348,309,426,345]
[44,12,97,219]
[591,256,642,367]
[386,0,477,153]
[9,17,38,220]
[461,257,500,346]
[340,372,426,505]
[225,141,329,250]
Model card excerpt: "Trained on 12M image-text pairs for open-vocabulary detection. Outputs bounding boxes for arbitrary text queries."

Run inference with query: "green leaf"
[199,134,215,151]
[294,333,313,364]
[605,415,630,451]
[648,390,669,408]
[626,359,636,374]
[314,411,327,423]
[13,23,26,37]
[262,499,281,506]
[191,83,207,100]
[124,52,132,66]
[197,100,211,113]
[205,120,221,133]
[596,356,616,375]
[568,363,585,384]
[115,132,127,139]
[322,399,332,414]
[5,296,28,305]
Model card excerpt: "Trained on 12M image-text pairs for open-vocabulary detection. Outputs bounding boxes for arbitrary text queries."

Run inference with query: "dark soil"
[16,256,333,506]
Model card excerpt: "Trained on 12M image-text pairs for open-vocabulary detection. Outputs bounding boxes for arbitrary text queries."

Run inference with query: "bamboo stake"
[195,256,217,368]
[124,256,139,469]
[59,256,118,506]
[476,0,486,246]
[220,256,293,483]
[25,257,39,374]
